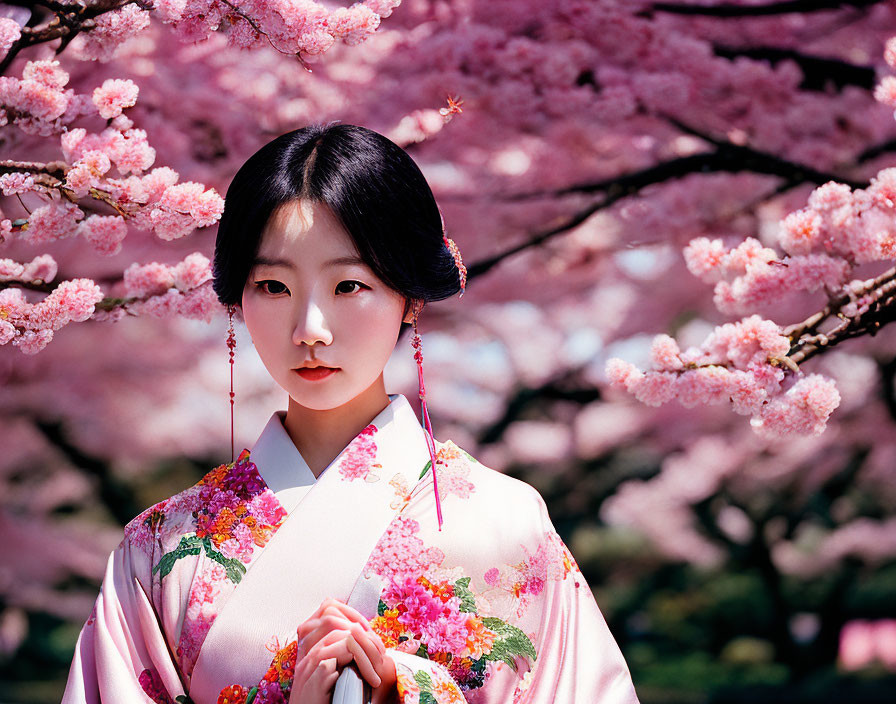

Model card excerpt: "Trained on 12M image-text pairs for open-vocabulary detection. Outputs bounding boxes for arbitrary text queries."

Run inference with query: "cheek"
[241,291,278,348]
[346,295,404,346]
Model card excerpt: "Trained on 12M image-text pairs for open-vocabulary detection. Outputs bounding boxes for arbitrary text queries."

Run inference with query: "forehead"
[255,200,359,264]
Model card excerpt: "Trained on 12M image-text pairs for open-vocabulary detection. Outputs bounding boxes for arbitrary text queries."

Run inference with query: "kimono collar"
[249,392,420,492]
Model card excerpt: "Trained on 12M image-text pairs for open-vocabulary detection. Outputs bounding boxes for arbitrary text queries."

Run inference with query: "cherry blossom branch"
[500,136,865,203]
[712,44,875,91]
[213,0,314,71]
[787,265,896,365]
[1,0,402,76]
[0,158,132,221]
[466,141,865,282]
[0,252,221,354]
[783,266,896,340]
[605,163,896,437]
[0,0,141,75]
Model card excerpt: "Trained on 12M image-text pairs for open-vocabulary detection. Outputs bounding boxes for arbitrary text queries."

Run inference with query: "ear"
[402,298,423,324]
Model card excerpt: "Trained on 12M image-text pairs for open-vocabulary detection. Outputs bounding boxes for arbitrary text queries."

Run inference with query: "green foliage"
[453,576,478,613]
[152,535,203,579]
[480,617,537,671]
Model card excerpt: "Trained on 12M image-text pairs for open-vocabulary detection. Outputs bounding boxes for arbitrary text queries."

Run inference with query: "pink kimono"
[62,393,640,703]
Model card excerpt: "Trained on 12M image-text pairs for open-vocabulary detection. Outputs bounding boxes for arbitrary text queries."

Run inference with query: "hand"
[288,598,396,704]
[371,650,399,704]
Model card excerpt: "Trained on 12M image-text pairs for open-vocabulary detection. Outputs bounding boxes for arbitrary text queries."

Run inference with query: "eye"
[254,280,288,295]
[335,280,368,295]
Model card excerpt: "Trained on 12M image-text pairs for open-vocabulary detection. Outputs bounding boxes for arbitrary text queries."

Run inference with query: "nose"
[291,296,333,348]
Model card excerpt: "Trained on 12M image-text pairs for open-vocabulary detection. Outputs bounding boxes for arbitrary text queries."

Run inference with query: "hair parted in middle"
[212,122,463,339]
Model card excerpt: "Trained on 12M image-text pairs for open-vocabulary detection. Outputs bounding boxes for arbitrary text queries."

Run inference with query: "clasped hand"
[288,597,398,704]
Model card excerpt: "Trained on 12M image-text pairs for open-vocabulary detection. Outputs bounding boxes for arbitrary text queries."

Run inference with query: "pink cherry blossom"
[20,201,84,246]
[92,79,139,119]
[73,4,152,63]
[752,374,842,437]
[0,172,36,196]
[0,17,21,54]
[77,214,129,256]
[123,261,175,298]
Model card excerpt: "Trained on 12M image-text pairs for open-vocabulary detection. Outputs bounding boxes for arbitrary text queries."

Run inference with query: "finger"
[315,606,385,660]
[288,655,338,704]
[315,634,382,689]
[321,601,380,640]
[349,622,385,675]
[344,630,383,688]
[305,599,381,646]
[299,612,354,652]
[299,597,345,637]
[309,658,340,698]
[327,622,384,678]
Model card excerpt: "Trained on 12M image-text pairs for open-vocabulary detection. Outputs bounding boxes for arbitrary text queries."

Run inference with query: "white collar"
[249,392,417,493]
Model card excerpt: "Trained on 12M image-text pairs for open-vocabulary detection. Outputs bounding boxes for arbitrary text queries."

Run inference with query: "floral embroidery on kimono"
[213,638,298,703]
[139,668,175,704]
[124,448,288,678]
[338,423,382,482]
[364,514,538,698]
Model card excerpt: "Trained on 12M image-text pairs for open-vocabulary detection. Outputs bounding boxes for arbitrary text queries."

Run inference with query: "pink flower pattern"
[338,423,378,481]
[123,448,289,680]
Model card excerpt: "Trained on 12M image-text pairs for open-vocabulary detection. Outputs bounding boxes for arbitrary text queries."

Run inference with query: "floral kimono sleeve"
[502,489,639,703]
[366,463,639,704]
[62,534,187,704]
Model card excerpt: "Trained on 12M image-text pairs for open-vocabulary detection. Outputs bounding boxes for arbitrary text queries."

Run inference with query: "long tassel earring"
[226,303,237,464]
[411,300,445,532]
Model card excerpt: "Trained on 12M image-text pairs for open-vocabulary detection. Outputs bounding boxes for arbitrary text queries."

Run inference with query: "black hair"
[212,122,462,339]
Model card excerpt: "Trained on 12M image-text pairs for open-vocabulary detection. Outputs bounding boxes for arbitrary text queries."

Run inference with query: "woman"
[62,123,640,703]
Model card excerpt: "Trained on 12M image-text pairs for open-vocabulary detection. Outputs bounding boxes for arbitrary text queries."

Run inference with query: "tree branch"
[466,121,865,282]
[32,416,141,527]
[712,44,875,91]
[785,265,896,365]
[0,1,146,76]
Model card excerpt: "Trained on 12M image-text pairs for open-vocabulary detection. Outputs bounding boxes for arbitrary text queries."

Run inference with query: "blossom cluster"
[0,277,104,354]
[0,0,402,68]
[116,251,219,321]
[0,53,228,355]
[683,236,852,315]
[0,251,219,354]
[606,315,841,436]
[604,57,896,436]
[0,59,142,137]
[0,60,224,251]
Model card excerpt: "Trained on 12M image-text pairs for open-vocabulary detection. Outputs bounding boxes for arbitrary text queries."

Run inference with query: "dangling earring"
[226,303,237,464]
[410,299,445,532]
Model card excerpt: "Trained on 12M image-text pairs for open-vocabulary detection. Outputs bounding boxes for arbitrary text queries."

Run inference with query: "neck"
[283,374,392,479]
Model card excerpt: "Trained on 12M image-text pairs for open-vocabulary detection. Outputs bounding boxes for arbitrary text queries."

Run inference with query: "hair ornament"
[437,206,466,298]
[443,233,466,298]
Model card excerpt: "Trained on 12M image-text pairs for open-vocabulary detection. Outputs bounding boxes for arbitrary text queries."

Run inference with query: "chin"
[285,384,355,411]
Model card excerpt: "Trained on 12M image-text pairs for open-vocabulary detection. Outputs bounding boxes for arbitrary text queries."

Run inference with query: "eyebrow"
[252,254,367,270]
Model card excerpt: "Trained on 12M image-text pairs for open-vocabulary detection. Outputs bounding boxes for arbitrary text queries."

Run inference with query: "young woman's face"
[241,199,415,411]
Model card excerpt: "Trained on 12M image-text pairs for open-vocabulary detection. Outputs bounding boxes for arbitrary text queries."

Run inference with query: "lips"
[293,366,339,381]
